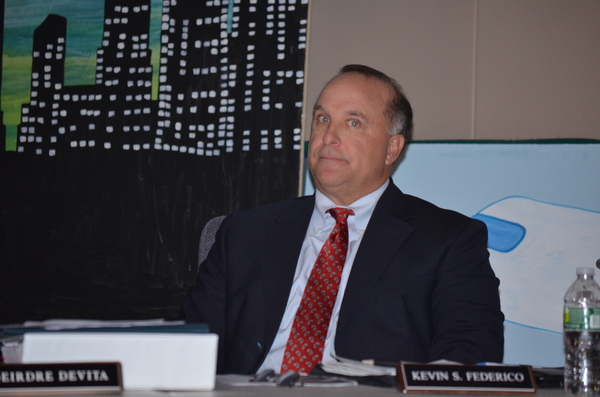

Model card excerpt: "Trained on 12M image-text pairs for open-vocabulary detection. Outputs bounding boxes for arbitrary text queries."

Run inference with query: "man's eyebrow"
[346,110,367,120]
[312,104,324,115]
[312,105,368,121]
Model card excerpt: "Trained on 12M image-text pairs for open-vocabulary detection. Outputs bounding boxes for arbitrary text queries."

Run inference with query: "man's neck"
[315,179,390,209]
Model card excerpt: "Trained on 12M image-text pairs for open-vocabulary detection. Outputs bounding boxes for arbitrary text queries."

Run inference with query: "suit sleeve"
[181,217,228,372]
[429,217,504,364]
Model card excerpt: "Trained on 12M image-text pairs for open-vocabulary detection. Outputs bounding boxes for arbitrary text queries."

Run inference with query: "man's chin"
[312,175,348,193]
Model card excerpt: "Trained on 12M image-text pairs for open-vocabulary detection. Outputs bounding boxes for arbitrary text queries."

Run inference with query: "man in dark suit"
[182,64,504,375]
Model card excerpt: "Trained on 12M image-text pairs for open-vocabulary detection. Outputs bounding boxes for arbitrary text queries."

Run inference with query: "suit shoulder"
[225,195,314,225]
[399,192,484,231]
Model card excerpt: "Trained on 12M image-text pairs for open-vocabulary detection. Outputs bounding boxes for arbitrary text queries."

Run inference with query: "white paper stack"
[19,332,218,390]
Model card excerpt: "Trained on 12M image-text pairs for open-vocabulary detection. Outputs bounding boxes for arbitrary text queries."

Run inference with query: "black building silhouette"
[17,0,157,156]
[157,0,307,156]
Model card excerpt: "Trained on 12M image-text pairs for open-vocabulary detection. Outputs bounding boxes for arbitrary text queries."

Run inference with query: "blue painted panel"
[304,141,600,367]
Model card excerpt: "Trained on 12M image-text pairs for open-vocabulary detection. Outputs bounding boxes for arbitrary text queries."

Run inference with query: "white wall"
[304,0,600,141]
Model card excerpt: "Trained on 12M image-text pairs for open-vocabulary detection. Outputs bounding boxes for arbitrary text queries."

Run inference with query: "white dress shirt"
[257,180,389,373]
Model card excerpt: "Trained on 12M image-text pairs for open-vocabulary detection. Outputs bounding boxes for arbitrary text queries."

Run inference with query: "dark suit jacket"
[182,181,504,374]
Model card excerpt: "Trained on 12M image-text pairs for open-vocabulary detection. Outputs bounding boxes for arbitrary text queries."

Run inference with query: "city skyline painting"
[0,0,309,323]
[3,0,307,157]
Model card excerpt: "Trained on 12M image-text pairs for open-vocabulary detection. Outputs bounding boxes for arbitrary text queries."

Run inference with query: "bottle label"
[564,307,600,330]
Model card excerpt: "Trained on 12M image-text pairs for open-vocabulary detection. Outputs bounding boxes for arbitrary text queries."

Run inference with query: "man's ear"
[386,134,405,165]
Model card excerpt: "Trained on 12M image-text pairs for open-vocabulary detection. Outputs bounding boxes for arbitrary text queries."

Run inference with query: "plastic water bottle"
[564,267,600,395]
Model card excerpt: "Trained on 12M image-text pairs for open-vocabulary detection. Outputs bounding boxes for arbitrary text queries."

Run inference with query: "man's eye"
[348,120,360,127]
[317,115,329,123]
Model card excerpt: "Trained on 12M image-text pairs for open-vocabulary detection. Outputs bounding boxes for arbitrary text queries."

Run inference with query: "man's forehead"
[313,74,389,116]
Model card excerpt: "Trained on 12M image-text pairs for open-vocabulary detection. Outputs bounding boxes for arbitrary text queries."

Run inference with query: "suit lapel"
[259,196,315,346]
[338,183,415,329]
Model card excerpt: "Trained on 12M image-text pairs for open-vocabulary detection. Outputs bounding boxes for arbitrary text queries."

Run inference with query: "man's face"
[308,73,405,205]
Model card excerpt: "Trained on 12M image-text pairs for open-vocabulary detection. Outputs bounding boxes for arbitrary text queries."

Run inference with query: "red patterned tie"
[280,207,354,374]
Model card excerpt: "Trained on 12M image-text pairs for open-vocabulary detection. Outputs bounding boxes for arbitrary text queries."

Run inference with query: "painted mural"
[0,0,309,323]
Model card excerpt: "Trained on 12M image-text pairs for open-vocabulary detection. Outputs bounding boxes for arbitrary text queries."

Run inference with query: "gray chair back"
[198,215,226,268]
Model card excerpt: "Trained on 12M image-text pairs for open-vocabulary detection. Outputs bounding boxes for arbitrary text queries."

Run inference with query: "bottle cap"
[576,267,595,277]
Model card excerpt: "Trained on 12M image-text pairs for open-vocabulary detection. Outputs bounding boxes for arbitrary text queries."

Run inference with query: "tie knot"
[327,207,354,222]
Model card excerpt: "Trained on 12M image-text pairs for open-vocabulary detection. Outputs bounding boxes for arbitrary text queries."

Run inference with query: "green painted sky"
[1,0,162,150]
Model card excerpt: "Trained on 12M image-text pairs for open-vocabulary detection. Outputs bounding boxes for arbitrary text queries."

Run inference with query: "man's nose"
[322,123,341,145]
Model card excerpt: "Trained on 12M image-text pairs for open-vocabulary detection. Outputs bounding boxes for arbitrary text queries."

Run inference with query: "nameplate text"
[0,362,122,394]
[397,362,536,394]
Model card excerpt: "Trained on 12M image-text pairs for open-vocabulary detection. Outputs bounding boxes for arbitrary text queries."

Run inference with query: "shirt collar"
[313,180,389,232]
